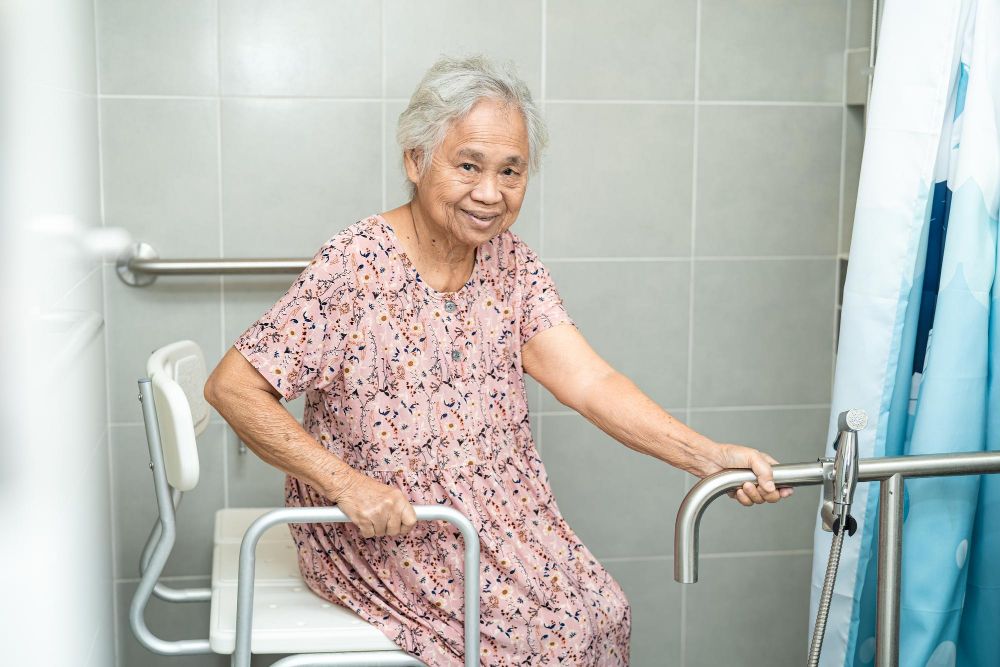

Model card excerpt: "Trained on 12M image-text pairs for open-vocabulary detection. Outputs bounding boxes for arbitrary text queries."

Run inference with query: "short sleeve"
[514,234,576,346]
[234,236,353,402]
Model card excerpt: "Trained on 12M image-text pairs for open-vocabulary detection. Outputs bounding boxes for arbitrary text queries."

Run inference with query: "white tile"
[384,0,542,98]
[100,98,220,258]
[220,99,381,257]
[96,0,218,95]
[219,0,381,97]
[700,0,847,102]
[546,0,696,100]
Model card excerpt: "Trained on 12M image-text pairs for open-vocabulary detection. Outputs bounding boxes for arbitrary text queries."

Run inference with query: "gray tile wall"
[94,1,867,664]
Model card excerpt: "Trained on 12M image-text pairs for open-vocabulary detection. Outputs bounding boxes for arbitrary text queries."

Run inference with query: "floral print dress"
[235,214,631,666]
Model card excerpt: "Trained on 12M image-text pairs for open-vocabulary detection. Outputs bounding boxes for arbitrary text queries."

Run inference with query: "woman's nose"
[471,174,502,204]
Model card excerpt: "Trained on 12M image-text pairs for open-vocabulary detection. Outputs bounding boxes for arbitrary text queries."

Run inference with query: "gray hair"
[396,54,547,201]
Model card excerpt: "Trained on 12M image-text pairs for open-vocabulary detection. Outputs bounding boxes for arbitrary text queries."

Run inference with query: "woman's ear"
[403,149,422,189]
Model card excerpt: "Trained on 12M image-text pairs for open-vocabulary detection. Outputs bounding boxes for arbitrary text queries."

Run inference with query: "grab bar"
[675,450,1000,667]
[117,241,308,286]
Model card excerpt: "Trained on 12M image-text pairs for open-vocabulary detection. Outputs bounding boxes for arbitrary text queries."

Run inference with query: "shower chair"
[130,340,480,667]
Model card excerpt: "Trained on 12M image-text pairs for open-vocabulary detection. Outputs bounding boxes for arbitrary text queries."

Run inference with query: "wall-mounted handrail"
[675,450,1000,667]
[117,241,308,286]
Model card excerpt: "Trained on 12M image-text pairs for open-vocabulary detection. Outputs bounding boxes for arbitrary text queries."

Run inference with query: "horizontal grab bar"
[674,449,1000,584]
[131,258,308,275]
[117,241,309,286]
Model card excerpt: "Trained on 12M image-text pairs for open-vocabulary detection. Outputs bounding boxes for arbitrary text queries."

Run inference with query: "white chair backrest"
[145,340,210,491]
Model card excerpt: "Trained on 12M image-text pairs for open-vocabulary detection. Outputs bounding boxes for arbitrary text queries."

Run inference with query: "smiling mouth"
[462,209,500,225]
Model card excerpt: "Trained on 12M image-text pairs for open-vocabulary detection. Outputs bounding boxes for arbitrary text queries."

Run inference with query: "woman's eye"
[503,168,519,176]
[460,163,475,171]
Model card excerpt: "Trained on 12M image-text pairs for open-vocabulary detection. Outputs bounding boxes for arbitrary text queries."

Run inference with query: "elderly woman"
[205,55,793,666]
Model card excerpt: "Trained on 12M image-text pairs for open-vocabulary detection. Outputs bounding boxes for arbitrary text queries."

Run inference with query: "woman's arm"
[204,346,419,537]
[521,324,792,506]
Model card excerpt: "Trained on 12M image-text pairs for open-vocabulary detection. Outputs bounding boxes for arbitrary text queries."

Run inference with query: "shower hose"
[807,529,846,667]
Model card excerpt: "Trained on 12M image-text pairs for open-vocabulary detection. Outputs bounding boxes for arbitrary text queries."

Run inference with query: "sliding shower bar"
[117,241,309,286]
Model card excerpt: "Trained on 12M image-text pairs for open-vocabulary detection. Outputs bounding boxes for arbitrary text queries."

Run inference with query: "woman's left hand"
[692,440,795,507]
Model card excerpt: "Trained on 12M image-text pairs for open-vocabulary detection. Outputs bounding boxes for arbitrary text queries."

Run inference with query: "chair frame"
[131,376,481,667]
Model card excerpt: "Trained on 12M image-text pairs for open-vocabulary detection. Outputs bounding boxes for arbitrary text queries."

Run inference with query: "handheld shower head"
[839,408,868,433]
[832,408,866,536]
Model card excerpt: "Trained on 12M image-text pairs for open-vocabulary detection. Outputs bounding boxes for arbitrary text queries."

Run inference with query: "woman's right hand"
[330,471,418,538]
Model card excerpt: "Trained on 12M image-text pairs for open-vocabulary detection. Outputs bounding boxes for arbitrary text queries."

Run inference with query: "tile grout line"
[681,1,704,663]
[90,1,120,660]
[833,0,853,396]
[94,92,844,107]
[537,404,832,418]
[217,0,230,511]
[381,0,387,212]
[543,255,839,262]
[537,0,547,454]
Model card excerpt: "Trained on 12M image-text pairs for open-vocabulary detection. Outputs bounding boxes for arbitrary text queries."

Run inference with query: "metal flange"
[116,242,160,287]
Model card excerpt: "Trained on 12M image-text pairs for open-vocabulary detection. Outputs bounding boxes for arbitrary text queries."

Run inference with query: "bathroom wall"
[2,0,114,665]
[95,1,870,665]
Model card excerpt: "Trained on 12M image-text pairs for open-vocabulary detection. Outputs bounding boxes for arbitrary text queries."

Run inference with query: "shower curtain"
[807,0,1000,665]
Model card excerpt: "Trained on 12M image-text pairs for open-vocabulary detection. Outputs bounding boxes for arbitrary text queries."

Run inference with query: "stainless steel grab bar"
[117,241,309,286]
[674,449,1000,667]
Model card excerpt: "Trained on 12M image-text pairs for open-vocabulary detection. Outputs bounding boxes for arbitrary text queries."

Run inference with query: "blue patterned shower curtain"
[807,0,1000,665]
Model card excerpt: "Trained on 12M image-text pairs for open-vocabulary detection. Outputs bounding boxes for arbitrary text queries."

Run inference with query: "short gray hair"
[396,54,547,201]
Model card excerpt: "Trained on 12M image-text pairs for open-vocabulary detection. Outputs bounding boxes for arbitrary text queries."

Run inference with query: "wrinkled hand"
[331,471,418,538]
[697,441,794,507]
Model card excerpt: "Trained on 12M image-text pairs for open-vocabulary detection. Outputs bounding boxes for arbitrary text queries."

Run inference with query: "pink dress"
[235,214,631,666]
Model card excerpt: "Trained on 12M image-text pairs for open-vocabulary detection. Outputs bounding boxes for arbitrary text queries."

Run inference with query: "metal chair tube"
[138,487,212,603]
[132,378,212,655]
[234,507,481,667]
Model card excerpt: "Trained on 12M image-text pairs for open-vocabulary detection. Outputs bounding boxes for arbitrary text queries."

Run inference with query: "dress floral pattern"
[235,214,631,666]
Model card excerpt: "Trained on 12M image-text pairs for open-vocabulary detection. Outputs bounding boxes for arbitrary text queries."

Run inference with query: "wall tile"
[700,0,847,102]
[696,105,842,257]
[100,98,220,258]
[849,0,876,50]
[541,260,689,411]
[603,558,682,665]
[96,0,217,95]
[546,0,696,100]
[111,421,226,579]
[384,0,542,99]
[543,103,693,258]
[842,106,865,254]
[221,99,381,257]
[542,414,688,559]
[105,264,222,422]
[691,259,835,408]
[685,553,813,667]
[687,407,829,553]
[219,0,380,97]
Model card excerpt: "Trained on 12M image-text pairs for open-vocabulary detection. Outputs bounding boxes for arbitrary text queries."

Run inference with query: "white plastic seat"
[212,541,300,586]
[214,507,289,545]
[209,583,402,655]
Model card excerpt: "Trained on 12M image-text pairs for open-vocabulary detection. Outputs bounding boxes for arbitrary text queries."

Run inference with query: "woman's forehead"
[443,105,529,160]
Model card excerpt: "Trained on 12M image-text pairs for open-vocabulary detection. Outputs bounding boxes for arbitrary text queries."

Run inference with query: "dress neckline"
[374,213,481,300]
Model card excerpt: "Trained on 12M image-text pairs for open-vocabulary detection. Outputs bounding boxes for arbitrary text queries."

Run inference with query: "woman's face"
[405,98,530,249]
